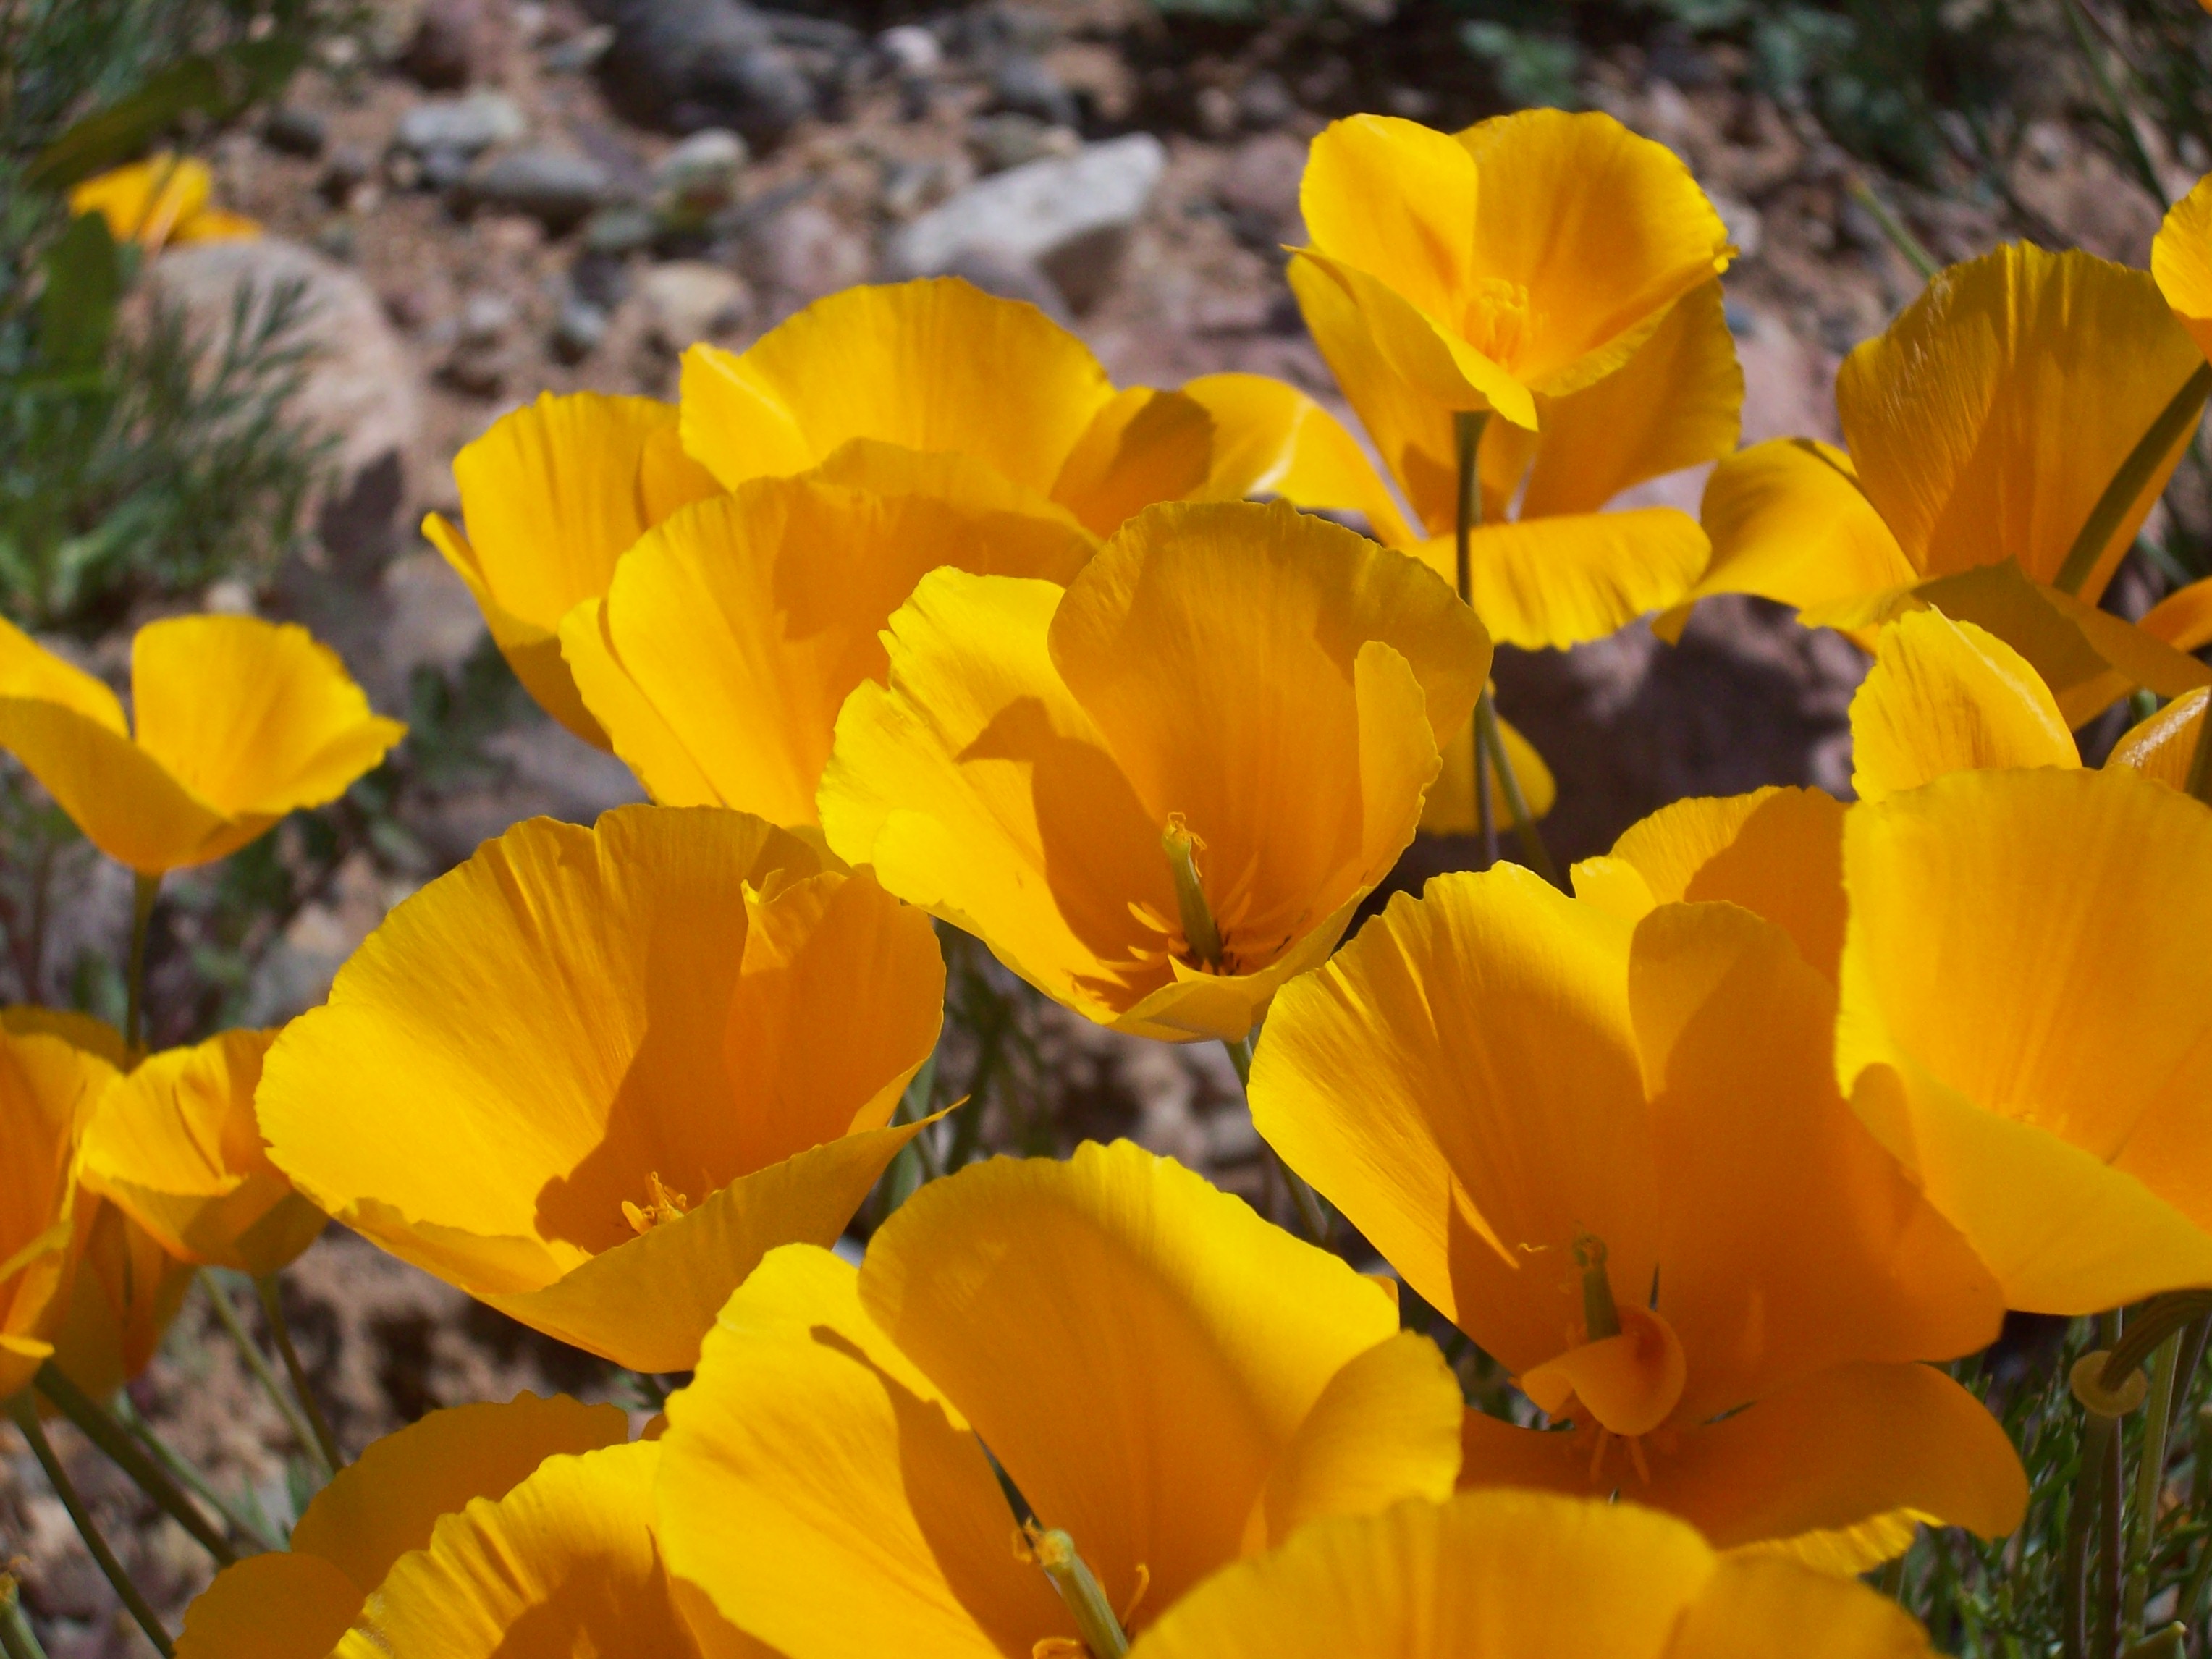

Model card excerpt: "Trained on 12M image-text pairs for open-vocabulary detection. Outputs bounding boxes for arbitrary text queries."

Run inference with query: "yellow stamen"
[621,1172,691,1235]
[1160,814,1224,972]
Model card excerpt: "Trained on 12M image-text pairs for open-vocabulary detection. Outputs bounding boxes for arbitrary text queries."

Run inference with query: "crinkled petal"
[1838,245,2202,596]
[1249,866,1651,1369]
[336,1440,704,1658]
[1178,372,1419,547]
[679,277,1118,494]
[1839,766,2212,1309]
[1850,612,2077,801]
[1412,507,1709,651]
[859,1140,1413,1621]
[659,1244,1068,1659]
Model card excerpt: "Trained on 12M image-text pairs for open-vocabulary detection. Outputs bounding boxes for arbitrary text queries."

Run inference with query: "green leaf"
[39,212,123,373]
[26,37,308,193]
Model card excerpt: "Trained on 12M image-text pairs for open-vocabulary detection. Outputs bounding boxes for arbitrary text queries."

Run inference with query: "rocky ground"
[3,1,2187,1649]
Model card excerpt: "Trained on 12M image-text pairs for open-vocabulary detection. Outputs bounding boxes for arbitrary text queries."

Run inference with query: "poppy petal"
[1850,612,2077,801]
[859,1140,1411,1621]
[659,1244,1069,1659]
[1839,766,2212,1309]
[679,277,1118,495]
[1839,245,2202,596]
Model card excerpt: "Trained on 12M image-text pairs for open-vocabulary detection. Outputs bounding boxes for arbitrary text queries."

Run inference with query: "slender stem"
[123,871,159,1054]
[255,1275,344,1474]
[31,1364,235,1564]
[1453,410,1500,869]
[1475,697,1559,886]
[0,1581,48,1659]
[1223,1037,1330,1246]
[200,1272,329,1482]
[2100,1409,2126,1659]
[2127,1335,2183,1638]
[2053,363,2212,598]
[1845,174,1941,282]
[111,1393,286,1555]
[2063,0,2170,210]
[2068,1411,2122,1659]
[4,1393,173,1657]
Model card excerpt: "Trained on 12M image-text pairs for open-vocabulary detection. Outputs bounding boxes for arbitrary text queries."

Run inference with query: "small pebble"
[262,105,328,158]
[551,296,609,363]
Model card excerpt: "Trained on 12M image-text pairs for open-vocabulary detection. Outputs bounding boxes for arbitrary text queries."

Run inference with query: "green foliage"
[0,0,360,631]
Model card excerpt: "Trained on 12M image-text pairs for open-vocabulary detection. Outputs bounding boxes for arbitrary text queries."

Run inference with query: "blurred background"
[3,0,2208,1648]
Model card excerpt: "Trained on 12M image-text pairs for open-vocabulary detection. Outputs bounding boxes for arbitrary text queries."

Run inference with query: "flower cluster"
[5,110,2212,1658]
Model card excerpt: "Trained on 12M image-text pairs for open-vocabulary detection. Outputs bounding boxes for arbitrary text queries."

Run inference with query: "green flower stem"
[1476,696,1559,887]
[31,1364,235,1564]
[4,1391,173,1658]
[2124,1334,2183,1639]
[1032,1529,1129,1658]
[200,1271,330,1485]
[2052,363,2212,599]
[1454,409,1499,869]
[111,1393,286,1555]
[255,1275,345,1474]
[123,871,159,1054]
[1223,1035,1329,1246]
[1844,174,1940,282]
[0,1580,48,1659]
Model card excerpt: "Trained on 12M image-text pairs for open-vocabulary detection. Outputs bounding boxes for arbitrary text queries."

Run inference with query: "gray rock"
[402,0,495,88]
[968,111,1077,174]
[890,133,1165,313]
[654,126,747,219]
[639,259,753,350]
[552,295,609,361]
[876,23,940,77]
[991,51,1076,127]
[143,237,420,497]
[541,22,615,72]
[596,0,815,145]
[460,147,612,232]
[418,145,473,193]
[393,90,525,157]
[583,202,662,255]
[262,104,328,158]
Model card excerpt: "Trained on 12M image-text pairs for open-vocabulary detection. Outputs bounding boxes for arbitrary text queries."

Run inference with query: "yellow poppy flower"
[0,614,404,876]
[46,1194,196,1401]
[1289,113,1740,654]
[1837,763,2212,1314]
[1678,245,2212,723]
[1249,869,2024,1568]
[819,499,1489,1042]
[424,392,723,746]
[259,804,943,1372]
[0,1023,114,1400]
[560,444,1095,825]
[677,276,1397,535]
[1125,1490,1936,1659]
[656,1139,1466,1658]
[1568,786,1847,982]
[69,155,260,251]
[175,1393,735,1658]
[81,1028,324,1277]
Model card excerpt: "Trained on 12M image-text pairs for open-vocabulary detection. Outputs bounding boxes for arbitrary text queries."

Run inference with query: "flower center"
[1515,1233,1687,1440]
[1461,276,1535,368]
[621,1172,690,1235]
